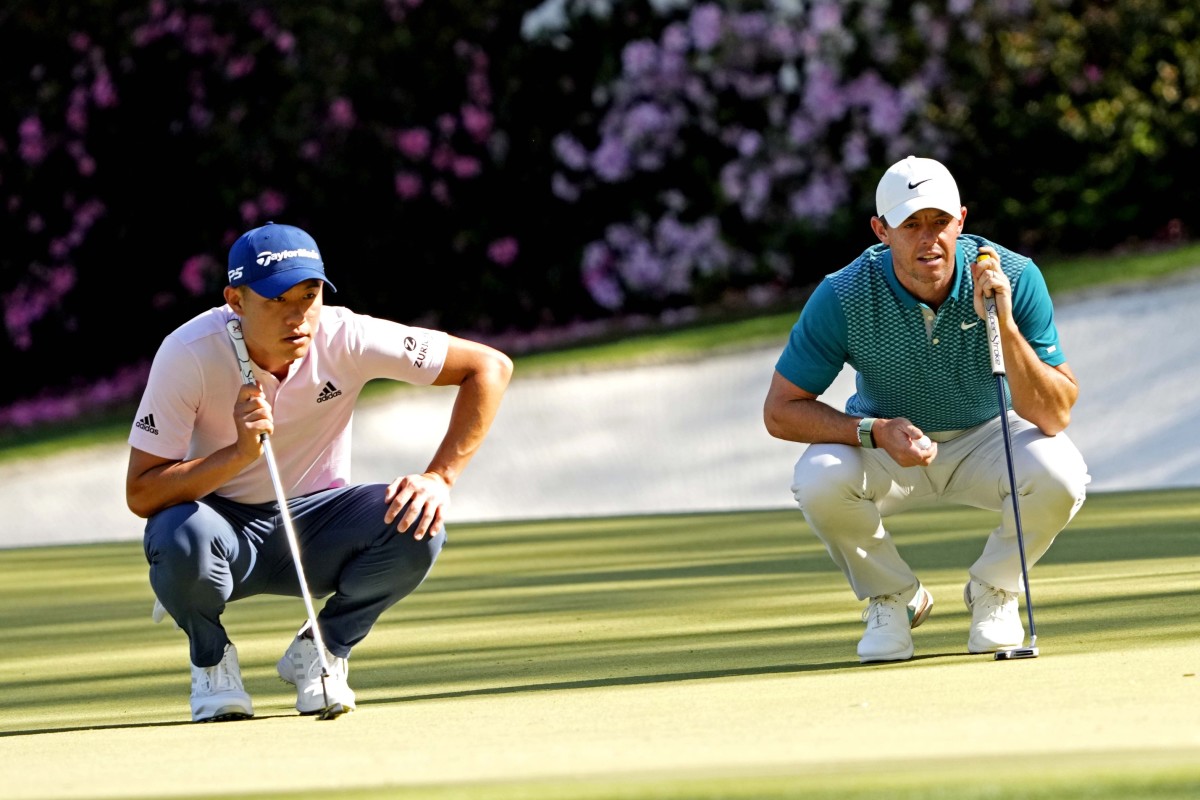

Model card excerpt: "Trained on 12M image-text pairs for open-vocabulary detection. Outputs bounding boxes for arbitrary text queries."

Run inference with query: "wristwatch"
[857,417,877,449]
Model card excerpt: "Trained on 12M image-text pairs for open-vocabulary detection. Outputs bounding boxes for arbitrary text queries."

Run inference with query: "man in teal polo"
[763,156,1090,663]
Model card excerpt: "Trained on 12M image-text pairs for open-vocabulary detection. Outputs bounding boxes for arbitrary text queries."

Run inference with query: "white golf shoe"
[963,579,1024,653]
[190,642,254,722]
[857,583,933,663]
[276,622,356,715]
[859,582,931,662]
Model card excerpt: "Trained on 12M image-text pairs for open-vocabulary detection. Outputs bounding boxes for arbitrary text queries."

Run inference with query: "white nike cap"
[876,155,962,226]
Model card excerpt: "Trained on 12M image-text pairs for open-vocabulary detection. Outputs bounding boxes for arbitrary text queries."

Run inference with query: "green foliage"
[3,1,1200,424]
[2,239,1197,460]
[943,0,1200,253]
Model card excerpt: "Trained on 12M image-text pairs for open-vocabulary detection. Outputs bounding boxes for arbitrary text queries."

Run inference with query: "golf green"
[2,488,1197,799]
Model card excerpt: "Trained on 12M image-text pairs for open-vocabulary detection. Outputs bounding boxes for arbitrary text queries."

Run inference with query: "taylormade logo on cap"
[876,156,962,227]
[227,222,337,298]
[255,247,321,267]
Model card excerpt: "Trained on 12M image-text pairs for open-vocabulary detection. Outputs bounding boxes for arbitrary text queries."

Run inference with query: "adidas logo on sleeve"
[135,413,159,435]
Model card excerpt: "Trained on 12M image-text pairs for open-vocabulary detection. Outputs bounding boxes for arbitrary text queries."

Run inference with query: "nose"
[283,303,307,329]
[916,223,940,246]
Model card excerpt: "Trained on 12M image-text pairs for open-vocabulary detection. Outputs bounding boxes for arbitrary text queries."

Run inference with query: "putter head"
[313,674,352,720]
[994,646,1039,661]
[316,702,349,721]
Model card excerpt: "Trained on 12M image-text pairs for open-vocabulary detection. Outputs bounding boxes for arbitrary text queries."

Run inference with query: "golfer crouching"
[763,156,1090,663]
[126,222,512,721]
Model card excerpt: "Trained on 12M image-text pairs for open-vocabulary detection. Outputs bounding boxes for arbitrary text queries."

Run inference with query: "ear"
[223,285,244,314]
[870,216,889,245]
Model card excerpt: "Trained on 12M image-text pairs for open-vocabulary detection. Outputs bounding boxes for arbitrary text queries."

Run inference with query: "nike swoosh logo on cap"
[908,178,933,190]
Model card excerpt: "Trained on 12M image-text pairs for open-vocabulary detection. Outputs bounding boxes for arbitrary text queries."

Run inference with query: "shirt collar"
[881,242,965,308]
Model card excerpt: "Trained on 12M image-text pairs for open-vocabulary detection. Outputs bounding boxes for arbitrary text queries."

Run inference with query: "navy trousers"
[144,483,444,667]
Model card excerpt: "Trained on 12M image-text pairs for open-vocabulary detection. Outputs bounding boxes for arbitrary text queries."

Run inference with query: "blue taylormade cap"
[227,222,337,297]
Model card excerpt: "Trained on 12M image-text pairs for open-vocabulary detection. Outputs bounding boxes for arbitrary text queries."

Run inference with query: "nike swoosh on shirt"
[908,178,933,189]
[960,320,980,330]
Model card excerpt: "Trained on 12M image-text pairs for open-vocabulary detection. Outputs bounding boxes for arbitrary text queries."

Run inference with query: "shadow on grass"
[1,488,1195,739]
[368,647,982,706]
[0,713,304,738]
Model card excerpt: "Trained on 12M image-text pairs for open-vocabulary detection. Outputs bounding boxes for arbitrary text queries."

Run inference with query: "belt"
[927,428,970,443]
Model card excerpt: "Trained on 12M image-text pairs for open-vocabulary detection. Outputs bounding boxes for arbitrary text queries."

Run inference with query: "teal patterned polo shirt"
[775,234,1065,432]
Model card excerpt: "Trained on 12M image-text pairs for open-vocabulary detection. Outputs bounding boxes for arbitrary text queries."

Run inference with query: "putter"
[226,319,348,718]
[981,270,1039,661]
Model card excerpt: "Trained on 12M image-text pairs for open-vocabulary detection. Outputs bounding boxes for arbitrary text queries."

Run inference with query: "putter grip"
[984,296,1005,376]
[225,319,258,388]
[226,319,268,442]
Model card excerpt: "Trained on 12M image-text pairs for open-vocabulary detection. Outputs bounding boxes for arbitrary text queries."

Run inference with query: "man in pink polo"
[127,222,512,722]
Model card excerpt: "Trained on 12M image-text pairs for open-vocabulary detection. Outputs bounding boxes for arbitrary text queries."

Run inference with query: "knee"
[401,528,445,576]
[144,503,223,571]
[791,446,866,513]
[378,525,444,572]
[1015,439,1090,513]
[355,529,444,601]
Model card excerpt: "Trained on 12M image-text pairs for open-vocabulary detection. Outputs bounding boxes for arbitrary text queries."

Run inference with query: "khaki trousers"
[791,413,1090,600]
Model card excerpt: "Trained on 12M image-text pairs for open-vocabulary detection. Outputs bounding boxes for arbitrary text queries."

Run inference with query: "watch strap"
[857,417,877,449]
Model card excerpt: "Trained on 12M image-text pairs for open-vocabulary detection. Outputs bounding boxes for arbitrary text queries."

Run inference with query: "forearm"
[763,372,932,466]
[126,445,257,518]
[764,395,860,446]
[423,360,511,486]
[999,321,1078,435]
